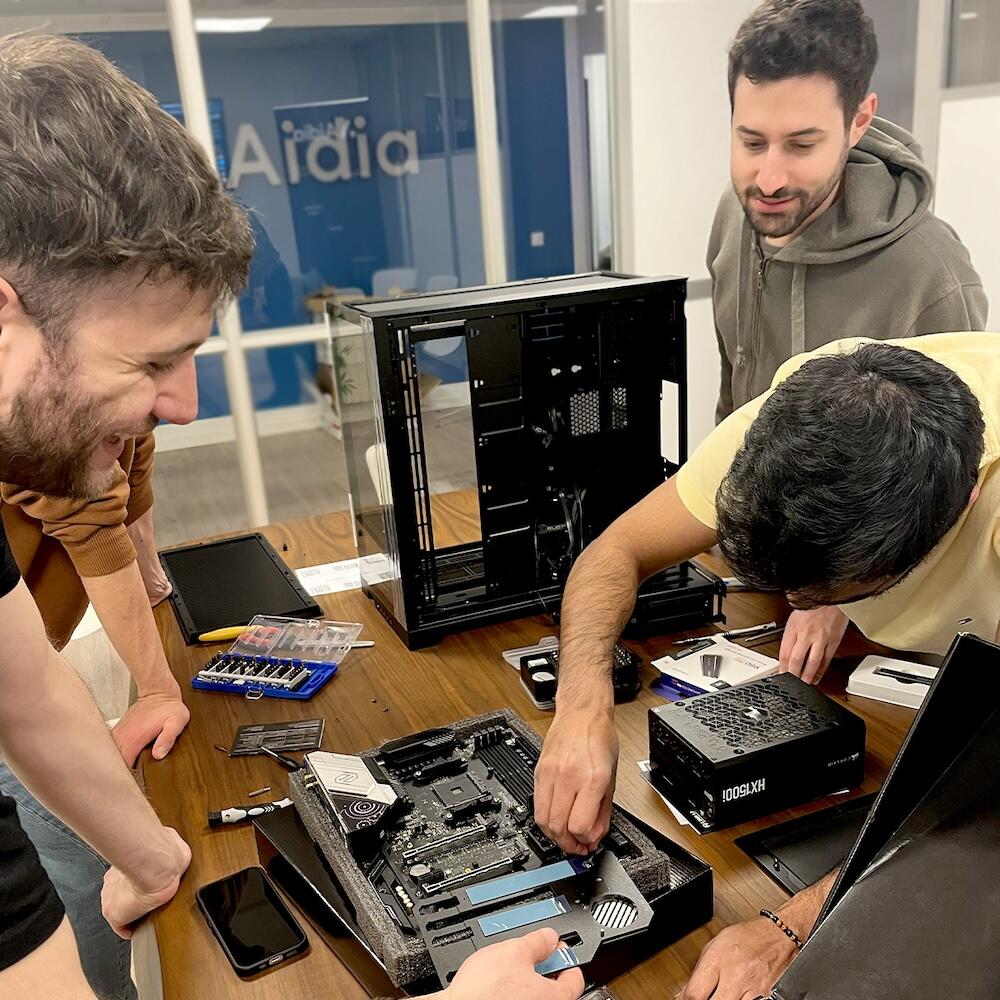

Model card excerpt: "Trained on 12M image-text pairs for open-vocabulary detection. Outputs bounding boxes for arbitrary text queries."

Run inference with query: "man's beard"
[0,351,149,500]
[738,146,849,240]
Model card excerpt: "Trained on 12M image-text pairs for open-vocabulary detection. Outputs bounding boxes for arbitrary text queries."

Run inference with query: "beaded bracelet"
[759,908,804,949]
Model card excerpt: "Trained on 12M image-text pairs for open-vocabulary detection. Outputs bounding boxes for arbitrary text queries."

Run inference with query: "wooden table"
[146,495,916,999]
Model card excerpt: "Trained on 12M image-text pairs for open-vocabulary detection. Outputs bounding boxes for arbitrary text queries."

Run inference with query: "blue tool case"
[191,615,363,700]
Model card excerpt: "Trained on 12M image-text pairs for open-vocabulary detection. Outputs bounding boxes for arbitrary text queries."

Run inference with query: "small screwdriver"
[257,745,301,771]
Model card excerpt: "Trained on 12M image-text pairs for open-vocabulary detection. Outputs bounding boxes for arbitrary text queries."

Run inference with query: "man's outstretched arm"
[534,477,717,854]
[0,580,190,936]
[83,559,189,767]
[1,921,584,1000]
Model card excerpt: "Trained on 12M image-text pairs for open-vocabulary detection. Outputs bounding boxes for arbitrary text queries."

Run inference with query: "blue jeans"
[0,760,136,1000]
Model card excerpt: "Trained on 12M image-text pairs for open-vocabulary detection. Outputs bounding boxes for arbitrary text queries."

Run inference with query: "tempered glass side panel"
[337,311,406,626]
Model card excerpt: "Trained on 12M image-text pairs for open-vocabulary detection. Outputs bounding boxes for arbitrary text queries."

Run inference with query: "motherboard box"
[273,709,712,993]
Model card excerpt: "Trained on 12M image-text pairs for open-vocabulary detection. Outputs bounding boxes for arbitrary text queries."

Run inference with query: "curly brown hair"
[0,33,253,336]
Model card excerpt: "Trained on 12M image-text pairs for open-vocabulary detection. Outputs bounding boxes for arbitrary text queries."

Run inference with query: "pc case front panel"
[338,310,408,631]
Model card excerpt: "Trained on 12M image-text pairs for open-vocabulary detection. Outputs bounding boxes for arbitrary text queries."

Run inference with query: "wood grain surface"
[145,494,915,999]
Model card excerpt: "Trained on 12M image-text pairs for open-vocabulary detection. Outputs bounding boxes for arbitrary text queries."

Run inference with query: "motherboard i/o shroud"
[290,710,712,990]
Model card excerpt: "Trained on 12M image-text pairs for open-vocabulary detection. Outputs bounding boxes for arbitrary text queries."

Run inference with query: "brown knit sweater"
[0,433,155,649]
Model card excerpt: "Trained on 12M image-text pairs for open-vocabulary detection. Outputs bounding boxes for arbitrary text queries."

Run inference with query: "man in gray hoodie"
[709,0,988,689]
[711,0,987,426]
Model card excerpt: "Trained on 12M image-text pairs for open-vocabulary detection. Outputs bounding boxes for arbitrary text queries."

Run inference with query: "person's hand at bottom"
[676,916,799,1000]
[438,927,585,1000]
[111,682,190,767]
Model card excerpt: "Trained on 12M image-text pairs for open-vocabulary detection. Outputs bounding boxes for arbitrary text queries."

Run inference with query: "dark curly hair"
[716,344,985,605]
[729,0,879,126]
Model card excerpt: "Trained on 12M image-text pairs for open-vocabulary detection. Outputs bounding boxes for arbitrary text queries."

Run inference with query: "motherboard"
[291,711,711,989]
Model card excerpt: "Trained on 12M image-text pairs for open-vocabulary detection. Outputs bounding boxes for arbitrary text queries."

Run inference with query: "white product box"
[847,655,939,709]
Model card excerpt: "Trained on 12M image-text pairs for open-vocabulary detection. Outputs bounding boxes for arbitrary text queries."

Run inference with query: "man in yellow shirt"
[533,331,1000,999]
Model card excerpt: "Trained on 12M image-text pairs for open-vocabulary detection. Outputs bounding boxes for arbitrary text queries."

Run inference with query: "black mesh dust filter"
[160,533,321,644]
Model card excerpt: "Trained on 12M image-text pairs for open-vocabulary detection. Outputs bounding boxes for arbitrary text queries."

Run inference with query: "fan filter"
[592,895,638,930]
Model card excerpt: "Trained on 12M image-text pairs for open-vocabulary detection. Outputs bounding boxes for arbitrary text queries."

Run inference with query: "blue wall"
[495,19,575,280]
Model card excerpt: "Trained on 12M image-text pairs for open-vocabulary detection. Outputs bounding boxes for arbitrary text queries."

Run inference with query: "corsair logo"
[721,777,766,803]
[826,752,862,768]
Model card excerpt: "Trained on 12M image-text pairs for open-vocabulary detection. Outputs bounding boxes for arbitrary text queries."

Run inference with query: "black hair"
[715,344,985,604]
[729,0,879,126]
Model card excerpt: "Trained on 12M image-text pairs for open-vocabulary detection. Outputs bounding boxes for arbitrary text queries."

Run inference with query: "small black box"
[648,673,865,831]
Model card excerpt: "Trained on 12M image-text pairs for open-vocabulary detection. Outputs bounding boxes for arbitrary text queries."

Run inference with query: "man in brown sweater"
[0,35,576,1000]
[0,432,186,762]
[2,434,182,729]
[0,431,188,1000]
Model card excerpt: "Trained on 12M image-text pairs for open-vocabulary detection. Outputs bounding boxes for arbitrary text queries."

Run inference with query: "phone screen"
[197,867,305,972]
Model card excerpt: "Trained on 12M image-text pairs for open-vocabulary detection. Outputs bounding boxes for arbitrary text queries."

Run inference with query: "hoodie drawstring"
[791,264,807,355]
[734,223,746,367]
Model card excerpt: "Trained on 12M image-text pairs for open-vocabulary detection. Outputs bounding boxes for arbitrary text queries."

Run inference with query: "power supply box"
[648,673,865,831]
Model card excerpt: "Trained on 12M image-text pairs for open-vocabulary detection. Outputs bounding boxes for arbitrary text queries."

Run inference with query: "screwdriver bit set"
[191,615,362,701]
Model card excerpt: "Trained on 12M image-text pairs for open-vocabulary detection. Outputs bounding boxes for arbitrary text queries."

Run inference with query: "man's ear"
[968,483,981,509]
[849,92,877,148]
[0,275,25,322]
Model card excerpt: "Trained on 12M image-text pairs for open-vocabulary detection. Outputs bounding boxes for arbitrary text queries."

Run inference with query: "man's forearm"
[776,868,838,940]
[0,638,183,891]
[83,561,174,694]
[555,536,642,716]
[0,918,98,998]
[555,478,719,715]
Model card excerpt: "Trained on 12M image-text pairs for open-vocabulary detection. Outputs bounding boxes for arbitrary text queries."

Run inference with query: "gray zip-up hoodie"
[707,117,988,422]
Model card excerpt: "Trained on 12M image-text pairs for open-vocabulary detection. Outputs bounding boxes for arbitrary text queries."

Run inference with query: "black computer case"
[333,273,724,648]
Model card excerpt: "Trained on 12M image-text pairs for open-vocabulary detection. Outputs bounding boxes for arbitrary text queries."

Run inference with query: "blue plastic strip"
[534,945,580,977]
[477,895,570,937]
[465,859,579,905]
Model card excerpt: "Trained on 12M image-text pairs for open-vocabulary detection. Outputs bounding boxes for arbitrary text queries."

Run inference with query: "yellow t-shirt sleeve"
[675,400,764,529]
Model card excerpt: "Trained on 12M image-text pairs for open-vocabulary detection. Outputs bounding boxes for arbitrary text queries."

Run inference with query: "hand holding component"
[438,927,584,1000]
[534,708,618,856]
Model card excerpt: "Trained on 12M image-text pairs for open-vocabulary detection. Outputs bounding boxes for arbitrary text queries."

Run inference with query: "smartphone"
[196,866,308,976]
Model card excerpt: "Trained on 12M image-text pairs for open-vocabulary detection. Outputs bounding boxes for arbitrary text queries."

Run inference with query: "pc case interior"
[334,273,724,648]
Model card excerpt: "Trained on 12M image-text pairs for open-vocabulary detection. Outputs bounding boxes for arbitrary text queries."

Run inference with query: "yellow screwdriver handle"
[196,625,248,643]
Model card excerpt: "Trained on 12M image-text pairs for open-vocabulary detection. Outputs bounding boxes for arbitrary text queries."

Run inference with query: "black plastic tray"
[735,794,875,895]
[159,532,322,644]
